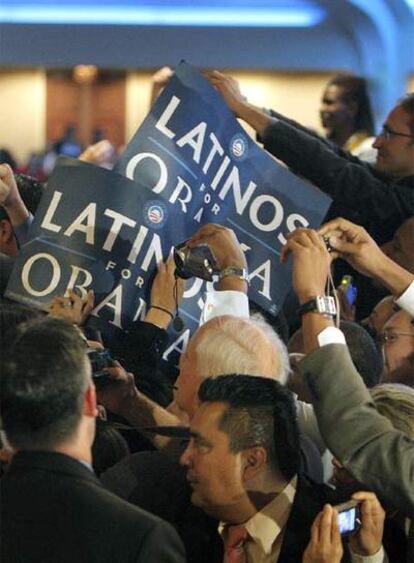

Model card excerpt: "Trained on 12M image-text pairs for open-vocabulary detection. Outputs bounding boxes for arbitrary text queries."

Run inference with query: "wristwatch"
[218,267,249,284]
[298,296,337,318]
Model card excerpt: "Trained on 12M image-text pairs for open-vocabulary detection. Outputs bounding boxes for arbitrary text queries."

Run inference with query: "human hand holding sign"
[79,140,115,169]
[150,66,174,107]
[206,70,272,136]
[0,163,29,226]
[205,70,246,115]
[49,289,95,326]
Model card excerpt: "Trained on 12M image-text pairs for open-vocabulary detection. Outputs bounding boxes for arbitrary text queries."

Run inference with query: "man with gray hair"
[98,223,290,432]
[172,313,290,423]
[0,316,185,563]
[98,312,290,436]
[100,313,294,563]
[100,226,320,563]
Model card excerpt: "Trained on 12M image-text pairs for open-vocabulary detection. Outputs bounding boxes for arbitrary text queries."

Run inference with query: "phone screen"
[338,508,356,534]
[341,275,357,306]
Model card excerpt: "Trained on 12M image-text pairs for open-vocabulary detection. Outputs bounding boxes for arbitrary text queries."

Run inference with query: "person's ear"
[84,383,98,418]
[242,447,267,481]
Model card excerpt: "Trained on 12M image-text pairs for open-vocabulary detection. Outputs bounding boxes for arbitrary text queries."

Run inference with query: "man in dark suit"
[0,316,185,563]
[100,309,323,563]
[178,374,347,563]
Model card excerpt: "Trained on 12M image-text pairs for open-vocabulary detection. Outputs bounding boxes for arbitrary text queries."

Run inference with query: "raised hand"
[303,504,343,563]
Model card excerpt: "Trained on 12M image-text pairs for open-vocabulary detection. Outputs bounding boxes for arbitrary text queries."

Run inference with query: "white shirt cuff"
[395,280,414,318]
[317,326,346,347]
[201,290,249,325]
[349,545,385,563]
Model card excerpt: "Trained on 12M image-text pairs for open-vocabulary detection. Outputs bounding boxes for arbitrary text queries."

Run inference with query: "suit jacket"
[279,475,350,563]
[300,343,414,562]
[101,448,223,563]
[0,450,186,563]
[102,448,347,563]
[299,343,414,518]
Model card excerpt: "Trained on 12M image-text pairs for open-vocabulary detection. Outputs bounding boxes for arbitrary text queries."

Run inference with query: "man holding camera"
[178,374,385,563]
[282,218,414,561]
[0,317,185,563]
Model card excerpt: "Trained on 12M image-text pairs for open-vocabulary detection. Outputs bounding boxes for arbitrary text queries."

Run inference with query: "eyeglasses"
[380,124,414,141]
[378,328,414,345]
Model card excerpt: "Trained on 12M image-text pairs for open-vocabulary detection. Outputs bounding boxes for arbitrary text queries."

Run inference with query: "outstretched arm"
[207,72,411,244]
[206,70,272,136]
[319,217,414,298]
[282,224,414,517]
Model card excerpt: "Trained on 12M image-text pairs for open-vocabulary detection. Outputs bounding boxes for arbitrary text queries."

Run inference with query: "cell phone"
[341,275,357,306]
[87,348,113,380]
[334,500,362,536]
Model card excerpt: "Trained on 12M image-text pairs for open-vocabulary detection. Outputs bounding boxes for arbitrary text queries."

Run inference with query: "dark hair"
[340,321,383,388]
[92,420,130,476]
[0,174,45,222]
[328,74,375,135]
[249,300,289,344]
[0,149,17,169]
[198,374,301,480]
[398,92,414,137]
[0,317,89,450]
[0,302,43,353]
[0,254,15,298]
[288,321,383,389]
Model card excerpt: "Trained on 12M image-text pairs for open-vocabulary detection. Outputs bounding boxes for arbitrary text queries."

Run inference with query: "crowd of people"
[1,69,414,563]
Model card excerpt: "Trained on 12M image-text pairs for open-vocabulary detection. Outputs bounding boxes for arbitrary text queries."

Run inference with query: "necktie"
[222,525,249,563]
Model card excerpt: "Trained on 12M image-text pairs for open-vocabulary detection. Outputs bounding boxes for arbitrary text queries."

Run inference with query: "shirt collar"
[77,458,94,472]
[219,475,297,555]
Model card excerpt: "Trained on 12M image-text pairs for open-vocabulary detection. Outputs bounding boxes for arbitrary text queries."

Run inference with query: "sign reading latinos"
[115,63,331,328]
[6,157,197,333]
[7,62,331,357]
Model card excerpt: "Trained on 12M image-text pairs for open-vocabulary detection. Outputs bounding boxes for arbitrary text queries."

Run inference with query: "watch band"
[298,296,337,317]
[218,267,249,284]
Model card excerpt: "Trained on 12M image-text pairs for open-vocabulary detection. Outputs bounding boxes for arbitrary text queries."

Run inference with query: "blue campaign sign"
[115,62,331,324]
[6,62,331,361]
[5,157,199,332]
